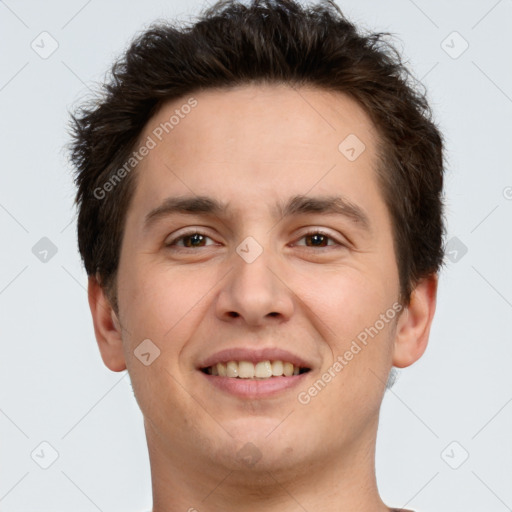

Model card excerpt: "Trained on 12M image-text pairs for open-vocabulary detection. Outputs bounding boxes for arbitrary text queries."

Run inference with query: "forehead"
[128,84,382,223]
[143,83,377,161]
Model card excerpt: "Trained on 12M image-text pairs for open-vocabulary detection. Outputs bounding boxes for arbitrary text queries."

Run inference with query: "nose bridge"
[236,238,275,293]
[216,234,294,325]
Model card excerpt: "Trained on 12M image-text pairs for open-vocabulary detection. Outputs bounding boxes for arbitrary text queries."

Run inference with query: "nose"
[215,245,295,327]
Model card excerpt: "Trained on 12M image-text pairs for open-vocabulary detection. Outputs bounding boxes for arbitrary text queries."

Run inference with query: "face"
[92,84,433,480]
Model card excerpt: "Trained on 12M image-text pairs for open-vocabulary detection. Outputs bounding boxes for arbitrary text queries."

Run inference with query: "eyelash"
[165,229,345,250]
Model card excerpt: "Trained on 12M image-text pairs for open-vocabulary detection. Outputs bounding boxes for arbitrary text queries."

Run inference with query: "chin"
[206,417,307,473]
[213,442,303,478]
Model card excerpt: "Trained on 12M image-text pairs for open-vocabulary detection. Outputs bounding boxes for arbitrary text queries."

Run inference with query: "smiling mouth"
[201,360,311,379]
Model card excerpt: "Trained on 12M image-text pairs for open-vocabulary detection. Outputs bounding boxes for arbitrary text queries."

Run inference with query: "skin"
[88,84,437,512]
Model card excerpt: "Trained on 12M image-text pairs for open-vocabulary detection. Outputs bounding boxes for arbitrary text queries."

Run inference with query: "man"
[69,0,444,510]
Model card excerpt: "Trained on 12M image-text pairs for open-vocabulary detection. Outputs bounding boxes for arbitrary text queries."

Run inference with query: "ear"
[88,273,127,372]
[392,274,438,368]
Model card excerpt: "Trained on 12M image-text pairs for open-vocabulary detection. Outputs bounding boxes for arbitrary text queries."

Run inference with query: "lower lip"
[200,371,309,399]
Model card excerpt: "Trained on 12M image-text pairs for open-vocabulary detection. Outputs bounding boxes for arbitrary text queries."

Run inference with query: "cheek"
[295,265,392,340]
[293,266,397,392]
[118,260,217,349]
[300,315,396,419]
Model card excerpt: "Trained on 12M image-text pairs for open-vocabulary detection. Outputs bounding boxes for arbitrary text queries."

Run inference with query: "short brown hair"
[68,0,445,312]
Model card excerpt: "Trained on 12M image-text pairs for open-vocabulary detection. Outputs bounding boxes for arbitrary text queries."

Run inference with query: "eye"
[164,228,345,251]
[165,230,216,249]
[294,229,344,248]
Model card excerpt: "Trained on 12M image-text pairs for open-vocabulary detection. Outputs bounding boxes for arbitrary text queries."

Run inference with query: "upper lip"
[198,347,312,370]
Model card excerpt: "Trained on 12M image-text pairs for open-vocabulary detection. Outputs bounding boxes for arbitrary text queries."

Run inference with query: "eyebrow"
[143,194,371,232]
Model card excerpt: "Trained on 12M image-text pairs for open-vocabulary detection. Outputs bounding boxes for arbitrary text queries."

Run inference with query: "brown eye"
[295,230,342,248]
[304,233,330,247]
[166,231,215,248]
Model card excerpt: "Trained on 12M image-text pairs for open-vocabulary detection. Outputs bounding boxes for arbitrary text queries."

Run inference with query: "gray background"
[1,0,511,511]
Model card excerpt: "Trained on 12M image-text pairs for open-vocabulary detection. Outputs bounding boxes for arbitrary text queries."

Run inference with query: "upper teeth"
[206,360,302,378]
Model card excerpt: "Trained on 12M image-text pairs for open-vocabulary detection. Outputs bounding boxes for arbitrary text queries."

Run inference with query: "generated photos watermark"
[93,97,198,200]
[297,301,403,405]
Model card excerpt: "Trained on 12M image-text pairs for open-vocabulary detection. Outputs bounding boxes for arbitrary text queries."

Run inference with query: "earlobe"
[392,274,438,368]
[88,274,127,372]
